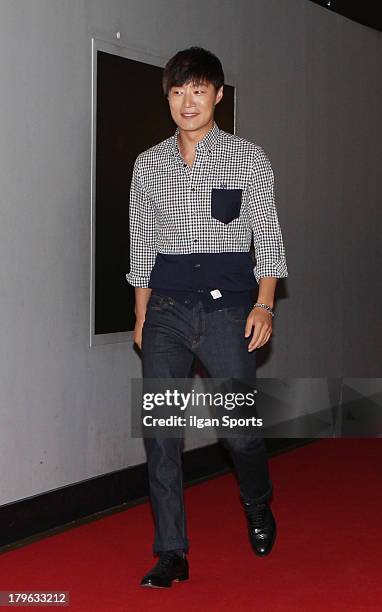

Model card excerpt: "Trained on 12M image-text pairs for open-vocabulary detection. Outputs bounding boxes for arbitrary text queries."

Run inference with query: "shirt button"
[190,187,196,192]
[194,263,201,269]
[197,289,204,293]
[193,238,198,243]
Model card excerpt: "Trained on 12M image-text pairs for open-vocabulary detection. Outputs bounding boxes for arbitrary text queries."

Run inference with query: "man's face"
[167,80,223,133]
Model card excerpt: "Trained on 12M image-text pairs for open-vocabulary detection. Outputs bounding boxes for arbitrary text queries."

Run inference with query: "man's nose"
[182,89,195,107]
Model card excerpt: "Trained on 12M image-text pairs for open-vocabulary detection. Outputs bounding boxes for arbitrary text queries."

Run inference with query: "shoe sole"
[140,576,189,589]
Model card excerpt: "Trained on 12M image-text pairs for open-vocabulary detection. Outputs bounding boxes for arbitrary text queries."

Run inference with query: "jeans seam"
[190,302,204,348]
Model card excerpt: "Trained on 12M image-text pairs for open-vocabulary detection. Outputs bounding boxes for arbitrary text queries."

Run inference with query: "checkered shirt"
[125,121,288,288]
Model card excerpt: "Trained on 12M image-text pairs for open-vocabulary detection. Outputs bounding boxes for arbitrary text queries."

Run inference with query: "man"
[126,46,288,588]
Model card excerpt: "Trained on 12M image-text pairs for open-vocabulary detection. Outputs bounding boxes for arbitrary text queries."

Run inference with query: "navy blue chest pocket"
[211,188,242,224]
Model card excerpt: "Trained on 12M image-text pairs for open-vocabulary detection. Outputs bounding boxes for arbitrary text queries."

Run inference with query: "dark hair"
[162,46,224,97]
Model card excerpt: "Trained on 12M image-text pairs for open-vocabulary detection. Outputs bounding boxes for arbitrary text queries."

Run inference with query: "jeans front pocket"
[222,304,251,323]
[147,294,174,311]
[211,188,242,224]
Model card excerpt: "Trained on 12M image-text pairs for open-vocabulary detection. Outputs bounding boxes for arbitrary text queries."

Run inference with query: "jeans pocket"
[211,188,242,224]
[222,305,251,323]
[147,294,174,311]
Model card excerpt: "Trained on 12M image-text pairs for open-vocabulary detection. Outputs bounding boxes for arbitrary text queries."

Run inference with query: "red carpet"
[0,439,381,611]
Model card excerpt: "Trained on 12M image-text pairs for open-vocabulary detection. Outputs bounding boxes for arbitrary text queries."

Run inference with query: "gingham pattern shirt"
[125,121,288,288]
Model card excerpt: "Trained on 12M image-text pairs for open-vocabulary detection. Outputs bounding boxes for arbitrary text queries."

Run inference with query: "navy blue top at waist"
[148,252,258,312]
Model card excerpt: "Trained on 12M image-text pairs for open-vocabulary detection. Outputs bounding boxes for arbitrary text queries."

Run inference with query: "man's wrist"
[256,299,274,309]
[257,276,277,310]
[252,302,275,317]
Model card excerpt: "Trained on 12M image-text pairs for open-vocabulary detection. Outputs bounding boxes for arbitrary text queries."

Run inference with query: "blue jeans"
[141,292,273,554]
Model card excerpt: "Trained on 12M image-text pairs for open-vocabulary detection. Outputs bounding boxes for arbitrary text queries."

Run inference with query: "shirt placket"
[179,152,199,247]
[178,148,207,303]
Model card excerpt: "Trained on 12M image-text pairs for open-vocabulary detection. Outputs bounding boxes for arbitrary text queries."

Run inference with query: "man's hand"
[244,307,273,351]
[133,317,145,350]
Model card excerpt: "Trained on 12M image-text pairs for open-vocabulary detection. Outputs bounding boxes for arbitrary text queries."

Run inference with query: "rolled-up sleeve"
[125,156,157,288]
[247,147,288,283]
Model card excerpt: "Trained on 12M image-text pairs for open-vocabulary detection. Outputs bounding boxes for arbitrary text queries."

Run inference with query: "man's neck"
[177,120,214,162]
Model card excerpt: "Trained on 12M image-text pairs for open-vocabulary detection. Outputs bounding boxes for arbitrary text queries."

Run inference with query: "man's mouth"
[181,113,199,117]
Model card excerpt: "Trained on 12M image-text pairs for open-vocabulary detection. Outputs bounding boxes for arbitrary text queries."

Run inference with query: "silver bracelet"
[252,302,275,318]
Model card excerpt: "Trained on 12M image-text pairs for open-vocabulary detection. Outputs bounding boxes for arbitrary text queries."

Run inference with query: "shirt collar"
[172,121,220,159]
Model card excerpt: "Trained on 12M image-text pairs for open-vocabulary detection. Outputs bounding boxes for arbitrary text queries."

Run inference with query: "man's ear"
[215,85,224,106]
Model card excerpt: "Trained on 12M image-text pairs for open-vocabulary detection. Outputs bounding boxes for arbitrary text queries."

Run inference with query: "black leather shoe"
[242,498,277,556]
[140,551,189,588]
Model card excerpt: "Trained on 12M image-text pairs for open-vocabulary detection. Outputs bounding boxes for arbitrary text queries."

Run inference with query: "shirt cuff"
[254,261,288,284]
[125,272,151,288]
